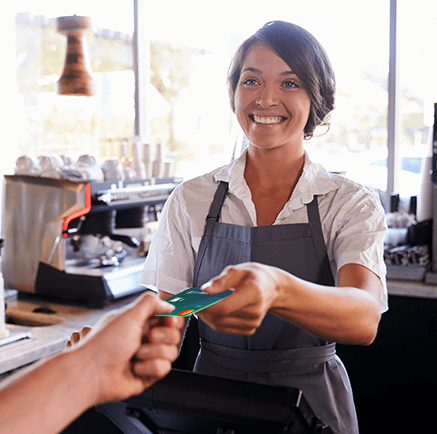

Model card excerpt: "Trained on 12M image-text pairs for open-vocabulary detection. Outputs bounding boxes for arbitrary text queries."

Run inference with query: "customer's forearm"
[0,349,97,434]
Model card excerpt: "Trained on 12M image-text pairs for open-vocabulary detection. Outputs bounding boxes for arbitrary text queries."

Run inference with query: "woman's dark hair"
[227,21,335,139]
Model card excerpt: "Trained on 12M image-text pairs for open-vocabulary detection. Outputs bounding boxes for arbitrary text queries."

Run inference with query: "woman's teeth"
[252,115,284,125]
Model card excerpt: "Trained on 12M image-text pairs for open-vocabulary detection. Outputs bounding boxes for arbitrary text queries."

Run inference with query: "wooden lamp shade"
[56,15,96,96]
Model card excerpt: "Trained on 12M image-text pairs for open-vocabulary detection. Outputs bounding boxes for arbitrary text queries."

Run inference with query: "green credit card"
[156,287,233,317]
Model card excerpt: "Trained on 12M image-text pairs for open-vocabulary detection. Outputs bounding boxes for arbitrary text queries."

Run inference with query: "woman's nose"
[256,84,278,107]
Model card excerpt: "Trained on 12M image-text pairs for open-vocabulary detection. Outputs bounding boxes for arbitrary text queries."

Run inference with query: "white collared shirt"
[140,149,388,312]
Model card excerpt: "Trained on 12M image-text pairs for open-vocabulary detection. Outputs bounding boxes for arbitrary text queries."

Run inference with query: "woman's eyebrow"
[242,67,261,74]
[242,67,296,76]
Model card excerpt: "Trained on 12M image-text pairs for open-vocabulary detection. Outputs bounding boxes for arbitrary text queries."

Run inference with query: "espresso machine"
[2,174,180,303]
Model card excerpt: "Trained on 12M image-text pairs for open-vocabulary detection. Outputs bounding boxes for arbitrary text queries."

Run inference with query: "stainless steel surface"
[3,175,88,293]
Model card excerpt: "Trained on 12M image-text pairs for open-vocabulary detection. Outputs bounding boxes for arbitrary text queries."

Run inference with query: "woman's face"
[234,42,311,152]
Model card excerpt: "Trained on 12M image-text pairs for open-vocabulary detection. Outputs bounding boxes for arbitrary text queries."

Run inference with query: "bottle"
[152,142,164,178]
[417,152,433,222]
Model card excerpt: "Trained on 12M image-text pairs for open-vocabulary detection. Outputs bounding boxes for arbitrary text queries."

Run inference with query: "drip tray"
[0,326,33,349]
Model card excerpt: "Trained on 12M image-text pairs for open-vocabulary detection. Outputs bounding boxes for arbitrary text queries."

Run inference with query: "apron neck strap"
[206,181,229,222]
[306,195,336,286]
[194,181,229,285]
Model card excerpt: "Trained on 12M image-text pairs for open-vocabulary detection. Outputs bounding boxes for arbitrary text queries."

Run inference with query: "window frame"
[134,0,400,210]
[386,0,401,209]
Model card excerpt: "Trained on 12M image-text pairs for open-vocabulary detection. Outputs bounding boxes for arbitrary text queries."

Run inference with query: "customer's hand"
[69,292,184,404]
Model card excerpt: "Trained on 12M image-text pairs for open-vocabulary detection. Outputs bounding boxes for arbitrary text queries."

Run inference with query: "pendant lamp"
[56,15,96,96]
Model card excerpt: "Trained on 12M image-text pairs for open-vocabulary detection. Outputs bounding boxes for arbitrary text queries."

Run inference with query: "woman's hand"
[198,262,282,335]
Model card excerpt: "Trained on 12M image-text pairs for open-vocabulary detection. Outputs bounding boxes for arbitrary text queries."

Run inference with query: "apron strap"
[206,181,229,221]
[193,181,229,286]
[307,196,336,286]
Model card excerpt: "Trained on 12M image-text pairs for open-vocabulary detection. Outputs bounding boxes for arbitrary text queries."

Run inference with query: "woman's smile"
[250,114,287,125]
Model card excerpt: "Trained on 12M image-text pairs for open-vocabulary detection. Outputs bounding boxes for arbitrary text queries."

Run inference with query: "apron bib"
[192,181,359,434]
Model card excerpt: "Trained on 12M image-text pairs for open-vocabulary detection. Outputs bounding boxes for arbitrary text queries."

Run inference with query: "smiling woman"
[141,21,387,434]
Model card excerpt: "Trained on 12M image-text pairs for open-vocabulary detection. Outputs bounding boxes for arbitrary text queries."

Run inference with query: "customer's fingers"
[135,343,179,362]
[64,326,92,348]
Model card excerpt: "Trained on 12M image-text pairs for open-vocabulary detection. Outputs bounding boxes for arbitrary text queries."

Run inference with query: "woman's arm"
[271,263,381,345]
[199,262,381,345]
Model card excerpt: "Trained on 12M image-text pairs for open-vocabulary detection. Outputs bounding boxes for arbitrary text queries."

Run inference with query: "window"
[144,0,390,182]
[398,0,437,198]
[14,0,135,161]
[399,0,437,146]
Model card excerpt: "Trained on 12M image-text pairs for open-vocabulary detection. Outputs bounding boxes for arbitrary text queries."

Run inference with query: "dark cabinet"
[336,294,437,434]
[62,294,437,433]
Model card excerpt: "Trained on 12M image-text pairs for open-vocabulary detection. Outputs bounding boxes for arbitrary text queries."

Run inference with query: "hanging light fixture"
[56,15,96,96]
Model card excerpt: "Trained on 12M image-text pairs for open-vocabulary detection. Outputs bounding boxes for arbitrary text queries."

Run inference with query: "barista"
[140,21,387,434]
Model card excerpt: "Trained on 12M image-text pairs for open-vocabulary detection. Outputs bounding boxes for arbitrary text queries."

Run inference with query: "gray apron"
[192,181,359,434]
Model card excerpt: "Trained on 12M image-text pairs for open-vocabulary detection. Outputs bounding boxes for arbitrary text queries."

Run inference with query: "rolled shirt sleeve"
[324,185,388,312]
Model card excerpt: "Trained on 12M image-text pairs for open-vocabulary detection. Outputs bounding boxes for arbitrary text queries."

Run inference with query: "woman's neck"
[244,145,305,226]
[244,145,305,188]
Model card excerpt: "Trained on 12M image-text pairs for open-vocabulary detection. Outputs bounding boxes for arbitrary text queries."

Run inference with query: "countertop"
[0,291,141,376]
[1,277,436,378]
[387,278,437,299]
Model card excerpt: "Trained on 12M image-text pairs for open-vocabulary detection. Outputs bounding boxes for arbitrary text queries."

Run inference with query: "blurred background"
[1,0,436,202]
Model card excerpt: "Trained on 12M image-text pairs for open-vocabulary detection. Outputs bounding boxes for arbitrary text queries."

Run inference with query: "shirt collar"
[214,148,339,210]
[214,148,250,199]
[288,151,339,210]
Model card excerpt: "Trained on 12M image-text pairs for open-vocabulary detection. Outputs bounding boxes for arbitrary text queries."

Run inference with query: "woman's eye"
[242,78,259,86]
[282,80,298,89]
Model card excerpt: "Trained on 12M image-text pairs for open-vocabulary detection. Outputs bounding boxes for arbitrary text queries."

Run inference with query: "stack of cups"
[143,143,153,179]
[131,138,147,179]
[152,143,164,178]
[151,142,174,178]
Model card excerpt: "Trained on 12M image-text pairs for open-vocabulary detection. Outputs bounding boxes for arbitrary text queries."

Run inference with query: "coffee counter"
[387,278,437,299]
[1,281,437,433]
[0,292,140,377]
[1,279,436,377]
